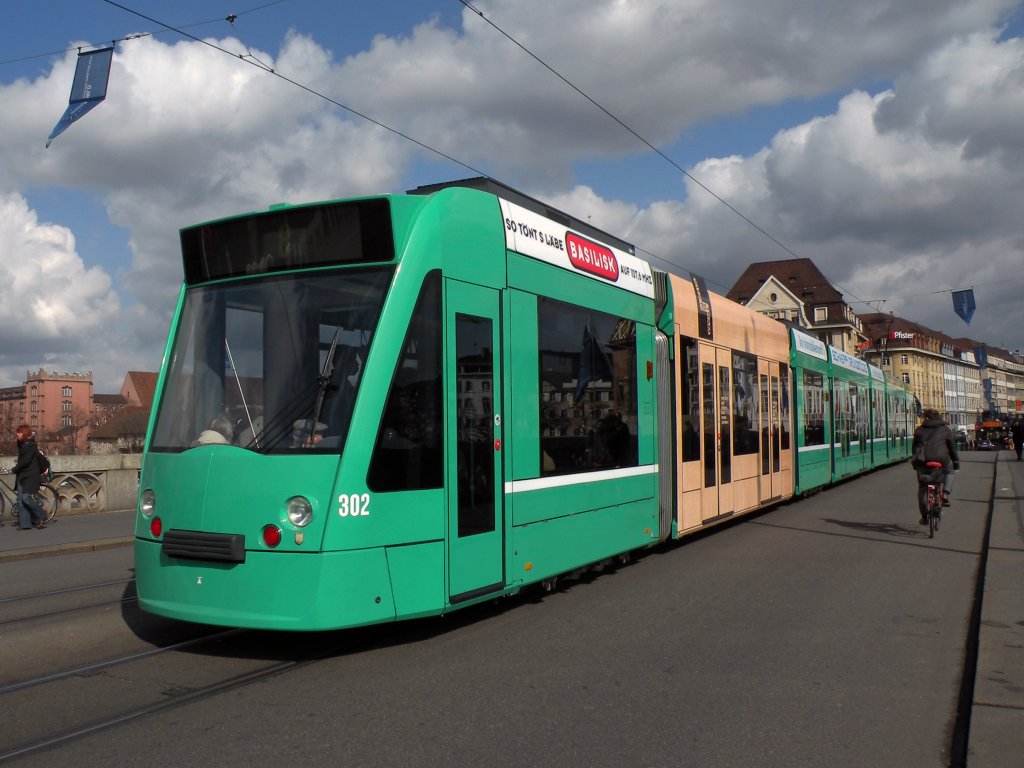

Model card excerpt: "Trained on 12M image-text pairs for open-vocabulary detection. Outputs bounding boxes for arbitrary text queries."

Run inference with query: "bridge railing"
[3,453,142,516]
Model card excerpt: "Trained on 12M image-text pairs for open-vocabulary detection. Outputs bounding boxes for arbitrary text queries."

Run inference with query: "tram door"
[445,280,504,603]
[699,343,734,522]
[759,361,784,502]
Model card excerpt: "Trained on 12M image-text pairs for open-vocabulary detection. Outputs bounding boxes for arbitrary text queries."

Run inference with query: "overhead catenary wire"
[51,2,1004,312]
[454,2,1024,322]
[0,2,286,68]
[99,0,492,181]
[453,1,890,307]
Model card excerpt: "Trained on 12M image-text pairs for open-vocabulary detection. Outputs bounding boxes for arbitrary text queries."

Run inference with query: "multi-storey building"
[726,258,868,354]
[0,369,160,454]
[26,369,94,452]
[975,346,1024,417]
[859,314,1022,429]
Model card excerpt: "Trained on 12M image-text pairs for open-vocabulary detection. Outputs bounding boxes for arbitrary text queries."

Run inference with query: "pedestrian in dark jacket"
[911,409,959,524]
[9,424,47,530]
[1011,417,1024,461]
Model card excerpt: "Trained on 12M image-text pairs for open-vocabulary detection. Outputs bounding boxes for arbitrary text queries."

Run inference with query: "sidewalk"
[0,508,135,563]
[968,452,1024,765]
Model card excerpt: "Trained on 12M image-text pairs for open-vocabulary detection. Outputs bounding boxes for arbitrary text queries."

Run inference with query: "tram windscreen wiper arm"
[301,326,341,446]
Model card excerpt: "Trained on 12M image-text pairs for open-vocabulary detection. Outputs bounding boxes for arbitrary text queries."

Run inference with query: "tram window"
[456,313,495,537]
[779,364,791,451]
[150,268,391,454]
[680,337,699,462]
[719,365,731,484]
[732,352,758,457]
[760,374,770,476]
[802,370,825,446]
[538,297,638,475]
[771,376,781,471]
[367,272,443,491]
[703,363,716,488]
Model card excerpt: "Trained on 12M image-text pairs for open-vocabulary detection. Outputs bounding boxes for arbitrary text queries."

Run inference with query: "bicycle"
[0,472,58,526]
[919,460,944,538]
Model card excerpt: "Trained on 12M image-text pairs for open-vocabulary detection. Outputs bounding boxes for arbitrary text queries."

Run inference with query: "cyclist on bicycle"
[911,409,959,525]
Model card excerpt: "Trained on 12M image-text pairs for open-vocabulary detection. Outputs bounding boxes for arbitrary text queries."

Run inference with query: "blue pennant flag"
[46,46,114,148]
[974,345,988,370]
[951,289,976,325]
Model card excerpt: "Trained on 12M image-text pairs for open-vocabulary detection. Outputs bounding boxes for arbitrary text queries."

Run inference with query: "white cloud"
[609,29,1024,348]
[0,193,124,385]
[0,0,1023,393]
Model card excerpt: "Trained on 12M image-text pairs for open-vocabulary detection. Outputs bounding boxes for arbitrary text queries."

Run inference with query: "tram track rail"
[0,623,390,764]
[0,628,243,696]
[0,577,134,605]
[0,578,138,628]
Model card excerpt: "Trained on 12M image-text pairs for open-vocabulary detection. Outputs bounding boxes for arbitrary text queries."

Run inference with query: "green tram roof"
[409,177,636,257]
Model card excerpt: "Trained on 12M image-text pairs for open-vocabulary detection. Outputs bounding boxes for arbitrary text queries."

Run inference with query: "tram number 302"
[338,493,370,517]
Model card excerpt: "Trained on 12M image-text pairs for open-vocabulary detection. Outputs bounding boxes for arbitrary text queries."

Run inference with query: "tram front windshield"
[150,268,392,454]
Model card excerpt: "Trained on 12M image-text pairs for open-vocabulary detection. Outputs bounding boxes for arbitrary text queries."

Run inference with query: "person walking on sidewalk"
[912,409,959,525]
[1011,417,1024,461]
[8,424,48,530]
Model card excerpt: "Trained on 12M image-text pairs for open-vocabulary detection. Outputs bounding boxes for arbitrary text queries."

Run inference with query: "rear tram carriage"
[134,178,913,631]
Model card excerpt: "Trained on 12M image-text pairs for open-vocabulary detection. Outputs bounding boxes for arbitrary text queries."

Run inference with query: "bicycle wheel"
[927,486,938,538]
[37,483,58,523]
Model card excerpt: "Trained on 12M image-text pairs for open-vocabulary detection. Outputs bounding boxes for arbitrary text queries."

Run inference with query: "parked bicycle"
[0,472,58,526]
[920,460,944,538]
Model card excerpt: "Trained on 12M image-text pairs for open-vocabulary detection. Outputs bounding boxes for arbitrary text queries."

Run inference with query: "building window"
[62,400,72,412]
[814,306,827,322]
[30,400,37,413]
[62,415,72,427]
[901,373,910,384]
[62,386,72,397]
[900,354,909,365]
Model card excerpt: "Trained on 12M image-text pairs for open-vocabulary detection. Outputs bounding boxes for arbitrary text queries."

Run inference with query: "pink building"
[26,369,94,453]
[0,369,159,454]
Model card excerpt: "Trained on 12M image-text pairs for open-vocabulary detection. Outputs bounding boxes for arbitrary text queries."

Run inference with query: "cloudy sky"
[2,0,1023,391]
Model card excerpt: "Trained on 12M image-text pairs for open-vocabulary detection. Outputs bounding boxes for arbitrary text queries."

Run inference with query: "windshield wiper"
[225,338,259,449]
[297,326,341,447]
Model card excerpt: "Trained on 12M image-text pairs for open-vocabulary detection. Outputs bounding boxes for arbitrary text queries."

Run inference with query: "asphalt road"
[1,454,998,767]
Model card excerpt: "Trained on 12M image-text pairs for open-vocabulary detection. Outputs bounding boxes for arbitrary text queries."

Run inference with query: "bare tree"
[60,406,94,455]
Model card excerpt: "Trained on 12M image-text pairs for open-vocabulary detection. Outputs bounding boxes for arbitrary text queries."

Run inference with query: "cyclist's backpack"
[36,449,52,483]
[911,442,926,469]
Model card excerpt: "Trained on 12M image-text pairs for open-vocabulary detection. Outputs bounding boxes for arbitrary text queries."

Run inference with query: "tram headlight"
[140,489,156,518]
[286,496,313,527]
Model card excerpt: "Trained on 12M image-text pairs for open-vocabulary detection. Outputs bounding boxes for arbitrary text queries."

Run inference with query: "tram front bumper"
[134,539,397,631]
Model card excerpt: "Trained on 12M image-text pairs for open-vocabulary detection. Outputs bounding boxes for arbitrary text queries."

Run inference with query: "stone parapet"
[1,453,142,516]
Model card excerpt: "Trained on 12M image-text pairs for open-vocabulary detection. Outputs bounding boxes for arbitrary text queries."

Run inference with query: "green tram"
[134,178,914,631]
[790,327,914,495]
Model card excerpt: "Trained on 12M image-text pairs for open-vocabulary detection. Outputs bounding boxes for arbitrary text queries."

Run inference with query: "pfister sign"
[500,199,654,297]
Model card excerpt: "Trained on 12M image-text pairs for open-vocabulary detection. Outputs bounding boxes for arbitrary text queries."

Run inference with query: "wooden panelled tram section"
[663,273,793,536]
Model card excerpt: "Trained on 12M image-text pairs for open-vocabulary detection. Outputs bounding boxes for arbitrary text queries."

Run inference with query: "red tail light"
[150,516,163,538]
[262,524,282,548]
